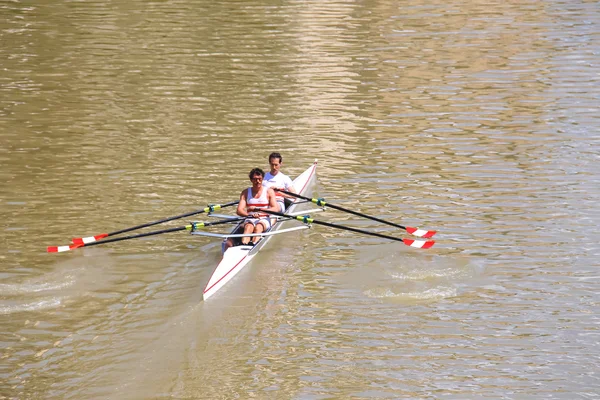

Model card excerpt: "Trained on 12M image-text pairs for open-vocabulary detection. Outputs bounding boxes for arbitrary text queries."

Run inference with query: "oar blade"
[72,233,108,245]
[47,243,83,253]
[402,238,435,249]
[405,227,436,238]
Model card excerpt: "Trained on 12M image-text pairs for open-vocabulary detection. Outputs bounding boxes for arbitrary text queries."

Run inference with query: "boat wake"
[1,253,119,314]
[0,297,63,314]
[364,286,458,300]
[348,245,482,302]
[0,279,75,295]
[388,265,469,281]
[0,269,76,314]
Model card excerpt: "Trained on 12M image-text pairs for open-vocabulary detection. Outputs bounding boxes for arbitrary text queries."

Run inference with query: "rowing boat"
[48,159,436,291]
[199,161,318,300]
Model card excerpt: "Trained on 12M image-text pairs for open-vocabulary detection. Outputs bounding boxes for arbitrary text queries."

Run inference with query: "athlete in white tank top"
[223,168,279,250]
[245,187,271,229]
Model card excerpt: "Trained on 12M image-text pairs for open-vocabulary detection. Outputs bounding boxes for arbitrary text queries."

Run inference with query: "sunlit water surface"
[1,0,599,398]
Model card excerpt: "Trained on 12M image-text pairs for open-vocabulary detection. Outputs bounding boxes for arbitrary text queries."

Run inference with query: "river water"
[1,0,599,399]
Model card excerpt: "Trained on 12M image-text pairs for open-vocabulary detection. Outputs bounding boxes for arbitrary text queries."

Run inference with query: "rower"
[263,152,296,212]
[223,168,279,251]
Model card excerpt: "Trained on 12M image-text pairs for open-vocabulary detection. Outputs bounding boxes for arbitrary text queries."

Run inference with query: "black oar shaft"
[275,189,407,230]
[262,210,405,243]
[85,226,190,246]
[81,218,242,247]
[108,201,239,236]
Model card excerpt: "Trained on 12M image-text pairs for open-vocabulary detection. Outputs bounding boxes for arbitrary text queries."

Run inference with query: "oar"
[71,201,239,245]
[262,210,434,249]
[275,189,436,238]
[48,218,243,253]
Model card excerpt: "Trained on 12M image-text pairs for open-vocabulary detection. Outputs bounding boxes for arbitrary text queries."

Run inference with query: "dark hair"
[268,152,282,163]
[249,167,265,180]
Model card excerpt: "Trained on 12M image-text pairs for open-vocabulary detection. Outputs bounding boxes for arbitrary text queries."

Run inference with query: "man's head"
[268,152,283,174]
[249,167,265,183]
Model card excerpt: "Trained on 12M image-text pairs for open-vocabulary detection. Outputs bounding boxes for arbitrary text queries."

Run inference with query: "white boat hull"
[202,161,317,300]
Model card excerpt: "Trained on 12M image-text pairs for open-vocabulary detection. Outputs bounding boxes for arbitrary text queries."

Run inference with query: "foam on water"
[388,266,466,281]
[364,286,458,300]
[0,298,63,314]
[0,278,75,295]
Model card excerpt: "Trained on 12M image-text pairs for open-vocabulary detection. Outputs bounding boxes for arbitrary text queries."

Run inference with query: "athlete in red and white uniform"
[244,186,272,230]
[263,152,296,212]
[229,168,278,247]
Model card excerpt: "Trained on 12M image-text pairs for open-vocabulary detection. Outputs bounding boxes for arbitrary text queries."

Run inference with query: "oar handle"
[274,189,408,230]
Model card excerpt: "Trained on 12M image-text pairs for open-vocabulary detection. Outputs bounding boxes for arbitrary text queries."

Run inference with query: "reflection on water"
[1,0,599,398]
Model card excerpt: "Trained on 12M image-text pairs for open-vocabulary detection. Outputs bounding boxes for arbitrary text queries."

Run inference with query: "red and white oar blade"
[402,239,435,249]
[405,227,436,238]
[47,243,83,253]
[72,233,108,245]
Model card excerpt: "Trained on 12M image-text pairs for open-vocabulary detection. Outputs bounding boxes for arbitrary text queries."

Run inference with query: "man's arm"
[285,176,296,195]
[236,190,248,217]
[266,188,279,211]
